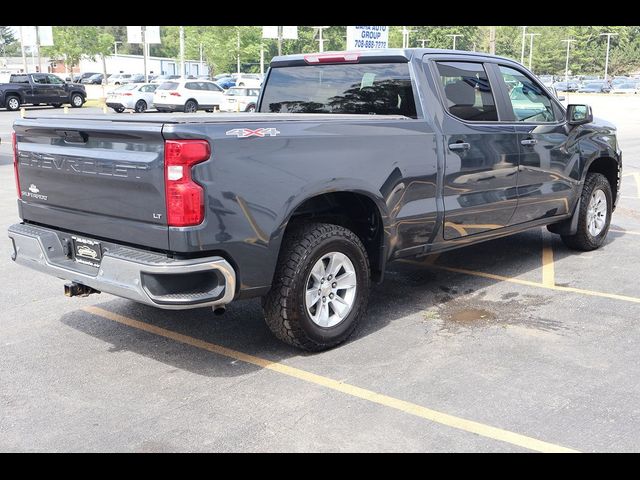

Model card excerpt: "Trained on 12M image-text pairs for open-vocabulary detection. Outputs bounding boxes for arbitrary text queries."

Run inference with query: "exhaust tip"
[213,306,226,316]
[65,282,100,297]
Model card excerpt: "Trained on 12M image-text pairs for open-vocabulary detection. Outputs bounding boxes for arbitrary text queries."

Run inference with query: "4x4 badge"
[226,128,280,138]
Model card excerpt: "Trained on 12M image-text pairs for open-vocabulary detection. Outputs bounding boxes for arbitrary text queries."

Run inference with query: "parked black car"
[73,72,101,83]
[0,73,86,110]
[578,82,611,93]
[81,73,105,85]
[553,81,580,92]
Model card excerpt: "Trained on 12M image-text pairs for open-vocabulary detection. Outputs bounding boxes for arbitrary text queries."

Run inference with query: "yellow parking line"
[82,305,578,453]
[401,260,640,304]
[610,228,640,236]
[541,229,555,287]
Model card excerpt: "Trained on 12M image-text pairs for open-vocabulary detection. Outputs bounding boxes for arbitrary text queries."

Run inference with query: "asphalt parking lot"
[1,95,640,452]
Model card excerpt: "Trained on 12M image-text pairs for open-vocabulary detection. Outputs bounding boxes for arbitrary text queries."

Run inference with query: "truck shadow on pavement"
[59,228,621,377]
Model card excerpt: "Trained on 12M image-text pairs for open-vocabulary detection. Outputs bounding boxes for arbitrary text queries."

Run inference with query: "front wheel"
[561,172,612,251]
[262,223,370,351]
[6,95,20,111]
[112,107,125,113]
[70,94,84,108]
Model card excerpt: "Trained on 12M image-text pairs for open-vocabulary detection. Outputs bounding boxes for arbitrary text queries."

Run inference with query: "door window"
[436,62,498,121]
[32,74,48,84]
[499,66,557,123]
[46,74,64,84]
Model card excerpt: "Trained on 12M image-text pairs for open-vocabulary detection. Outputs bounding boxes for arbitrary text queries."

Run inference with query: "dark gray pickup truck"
[8,49,622,350]
[1,73,86,111]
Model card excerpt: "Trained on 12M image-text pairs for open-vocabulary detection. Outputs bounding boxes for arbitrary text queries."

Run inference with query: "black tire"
[51,103,62,108]
[184,100,198,113]
[561,172,612,251]
[112,107,125,113]
[262,222,370,351]
[245,104,256,112]
[70,93,84,108]
[5,95,20,111]
[134,100,147,113]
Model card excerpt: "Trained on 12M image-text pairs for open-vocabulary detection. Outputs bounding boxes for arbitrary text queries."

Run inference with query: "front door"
[29,74,52,103]
[492,64,577,224]
[434,60,520,239]
[45,74,68,103]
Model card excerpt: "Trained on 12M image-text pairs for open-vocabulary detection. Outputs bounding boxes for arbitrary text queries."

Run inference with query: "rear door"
[432,60,520,239]
[14,118,170,250]
[490,64,576,224]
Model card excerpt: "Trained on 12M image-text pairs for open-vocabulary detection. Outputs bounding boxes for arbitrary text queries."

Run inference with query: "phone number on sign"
[354,40,387,49]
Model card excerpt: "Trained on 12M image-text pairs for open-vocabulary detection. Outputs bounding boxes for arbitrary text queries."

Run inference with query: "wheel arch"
[584,156,620,208]
[276,189,390,284]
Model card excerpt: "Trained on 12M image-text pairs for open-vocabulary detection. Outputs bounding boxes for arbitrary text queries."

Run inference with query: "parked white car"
[610,82,639,94]
[220,87,260,112]
[106,83,158,113]
[108,73,134,85]
[233,74,263,88]
[153,79,226,113]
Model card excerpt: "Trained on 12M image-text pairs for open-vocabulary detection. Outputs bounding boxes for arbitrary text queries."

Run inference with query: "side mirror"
[65,77,71,82]
[567,104,593,126]
[557,95,566,102]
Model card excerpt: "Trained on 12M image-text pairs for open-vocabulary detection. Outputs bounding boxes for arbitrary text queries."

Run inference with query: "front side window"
[499,65,557,123]
[436,61,498,122]
[32,74,48,85]
[47,74,64,84]
[259,63,417,117]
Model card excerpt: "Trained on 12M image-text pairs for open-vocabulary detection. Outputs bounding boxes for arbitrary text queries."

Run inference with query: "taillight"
[169,92,181,97]
[164,139,210,227]
[122,92,133,96]
[12,132,21,198]
[304,52,360,64]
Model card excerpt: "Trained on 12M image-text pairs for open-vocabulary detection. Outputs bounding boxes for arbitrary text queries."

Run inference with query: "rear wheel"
[184,100,198,113]
[262,222,370,351]
[561,172,612,251]
[6,95,20,111]
[70,94,84,108]
[112,106,125,113]
[134,100,147,113]
[245,104,256,112]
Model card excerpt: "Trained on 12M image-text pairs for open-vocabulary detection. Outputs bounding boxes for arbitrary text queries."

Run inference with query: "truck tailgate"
[14,117,169,250]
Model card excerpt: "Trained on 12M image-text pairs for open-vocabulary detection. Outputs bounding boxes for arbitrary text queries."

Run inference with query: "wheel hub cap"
[305,252,357,328]
[586,189,607,237]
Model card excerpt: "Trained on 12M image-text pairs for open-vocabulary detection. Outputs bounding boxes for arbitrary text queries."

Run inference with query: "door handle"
[521,138,538,146]
[448,142,471,151]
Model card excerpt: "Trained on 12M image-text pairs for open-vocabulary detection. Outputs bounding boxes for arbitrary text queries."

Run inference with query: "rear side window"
[10,75,29,83]
[158,82,179,91]
[185,82,200,90]
[436,62,498,122]
[259,63,417,118]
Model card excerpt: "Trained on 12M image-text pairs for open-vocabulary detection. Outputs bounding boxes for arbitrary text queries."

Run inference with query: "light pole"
[418,39,428,48]
[114,41,122,57]
[199,43,203,77]
[312,26,330,52]
[600,32,618,82]
[520,26,527,64]
[562,39,575,84]
[179,26,184,77]
[401,27,414,48]
[447,34,463,50]
[236,29,241,75]
[527,33,541,71]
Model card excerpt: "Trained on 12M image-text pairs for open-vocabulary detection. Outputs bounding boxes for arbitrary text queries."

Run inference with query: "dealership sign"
[346,26,388,50]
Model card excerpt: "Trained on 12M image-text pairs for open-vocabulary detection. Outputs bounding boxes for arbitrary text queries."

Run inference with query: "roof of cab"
[270,48,518,67]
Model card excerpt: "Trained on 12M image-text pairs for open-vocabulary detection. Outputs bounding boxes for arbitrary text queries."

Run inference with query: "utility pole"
[199,43,203,76]
[179,26,184,77]
[114,41,122,57]
[446,34,463,50]
[527,32,541,71]
[35,27,42,73]
[562,39,575,84]
[520,26,527,64]
[312,26,330,52]
[236,29,241,74]
[260,44,264,75]
[141,26,148,82]
[19,26,27,73]
[277,26,282,56]
[418,39,428,48]
[600,32,618,82]
[401,27,415,48]
[489,26,496,55]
